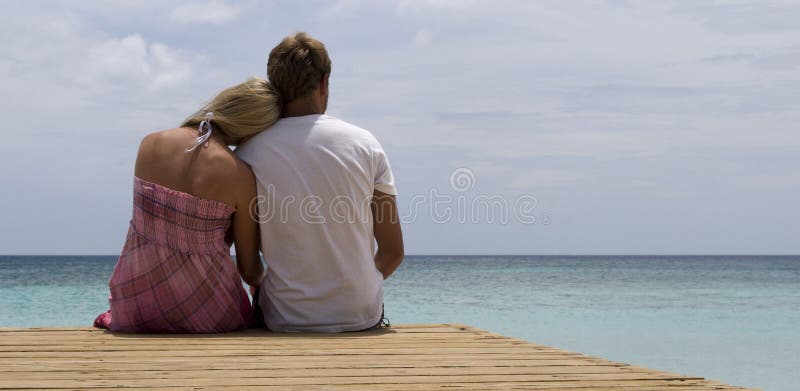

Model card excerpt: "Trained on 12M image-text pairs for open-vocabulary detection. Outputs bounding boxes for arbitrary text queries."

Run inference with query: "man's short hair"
[267,32,332,103]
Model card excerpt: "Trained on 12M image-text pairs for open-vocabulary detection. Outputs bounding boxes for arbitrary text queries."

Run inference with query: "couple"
[94,32,404,333]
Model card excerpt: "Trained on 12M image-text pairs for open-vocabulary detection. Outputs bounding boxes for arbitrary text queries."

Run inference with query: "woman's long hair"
[181,77,282,146]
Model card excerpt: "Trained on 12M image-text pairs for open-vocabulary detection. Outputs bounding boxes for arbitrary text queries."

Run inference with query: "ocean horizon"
[1,255,797,390]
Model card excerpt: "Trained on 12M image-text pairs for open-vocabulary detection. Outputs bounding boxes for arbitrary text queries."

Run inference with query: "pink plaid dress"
[93,177,252,333]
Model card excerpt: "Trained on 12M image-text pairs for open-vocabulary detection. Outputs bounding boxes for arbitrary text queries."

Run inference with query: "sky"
[1,0,799,255]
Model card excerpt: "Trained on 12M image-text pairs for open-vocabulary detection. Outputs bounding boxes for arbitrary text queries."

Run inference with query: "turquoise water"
[1,255,797,390]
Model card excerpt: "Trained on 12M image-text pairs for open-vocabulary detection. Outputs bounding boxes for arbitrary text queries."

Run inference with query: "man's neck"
[282,96,325,118]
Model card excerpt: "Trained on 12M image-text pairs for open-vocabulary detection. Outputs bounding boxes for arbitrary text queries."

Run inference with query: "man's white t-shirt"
[235,114,396,332]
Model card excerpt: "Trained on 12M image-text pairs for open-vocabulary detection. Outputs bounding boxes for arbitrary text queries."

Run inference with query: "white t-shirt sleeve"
[371,138,397,196]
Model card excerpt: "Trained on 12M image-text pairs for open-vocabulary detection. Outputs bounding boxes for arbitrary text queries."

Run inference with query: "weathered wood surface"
[0,324,758,390]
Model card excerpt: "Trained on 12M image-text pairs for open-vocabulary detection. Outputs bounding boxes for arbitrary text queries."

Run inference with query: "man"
[236,32,404,332]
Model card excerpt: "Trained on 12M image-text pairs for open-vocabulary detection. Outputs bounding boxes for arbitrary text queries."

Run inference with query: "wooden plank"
[0,373,711,388]
[0,326,758,391]
[0,353,591,362]
[0,348,585,359]
[0,360,624,376]
[0,387,754,391]
[0,332,515,341]
[3,366,669,381]
[0,358,627,372]
[0,341,561,355]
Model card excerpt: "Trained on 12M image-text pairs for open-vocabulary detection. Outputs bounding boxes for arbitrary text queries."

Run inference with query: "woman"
[94,77,280,333]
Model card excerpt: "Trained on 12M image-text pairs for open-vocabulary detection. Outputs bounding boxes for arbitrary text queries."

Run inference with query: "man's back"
[236,114,396,332]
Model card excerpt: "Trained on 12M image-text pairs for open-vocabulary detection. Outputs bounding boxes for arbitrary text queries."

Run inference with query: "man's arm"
[232,164,265,288]
[371,190,404,279]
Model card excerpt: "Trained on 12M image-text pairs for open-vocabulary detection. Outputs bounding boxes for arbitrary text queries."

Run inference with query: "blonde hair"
[267,32,331,103]
[181,77,282,146]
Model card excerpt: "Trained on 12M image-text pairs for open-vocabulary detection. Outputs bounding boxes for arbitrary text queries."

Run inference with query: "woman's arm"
[232,164,265,288]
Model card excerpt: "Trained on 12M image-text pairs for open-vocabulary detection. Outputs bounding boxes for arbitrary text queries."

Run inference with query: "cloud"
[85,35,149,80]
[396,0,477,13]
[434,110,518,121]
[605,0,634,8]
[169,1,241,24]
[754,50,800,70]
[148,43,196,89]
[701,50,800,70]
[413,29,432,46]
[670,2,800,34]
[509,168,586,189]
[84,34,195,91]
[701,53,757,64]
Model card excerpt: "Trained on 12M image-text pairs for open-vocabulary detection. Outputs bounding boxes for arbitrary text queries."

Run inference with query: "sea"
[1,255,797,390]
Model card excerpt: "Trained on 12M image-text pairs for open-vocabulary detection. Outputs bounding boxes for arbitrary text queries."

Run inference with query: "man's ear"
[319,74,329,97]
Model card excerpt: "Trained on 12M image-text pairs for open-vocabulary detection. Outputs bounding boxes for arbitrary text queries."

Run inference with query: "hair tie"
[186,112,214,152]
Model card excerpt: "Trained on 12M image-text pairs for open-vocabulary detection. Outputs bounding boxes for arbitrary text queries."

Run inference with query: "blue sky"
[1,0,798,255]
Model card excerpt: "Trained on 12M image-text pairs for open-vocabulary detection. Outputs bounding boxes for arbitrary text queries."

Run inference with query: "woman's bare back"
[134,127,251,207]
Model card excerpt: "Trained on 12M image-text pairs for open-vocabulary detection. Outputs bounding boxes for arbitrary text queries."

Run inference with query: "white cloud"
[169,1,241,24]
[148,43,196,90]
[509,168,587,189]
[84,34,195,91]
[413,29,432,46]
[85,35,150,79]
[702,53,757,64]
[670,2,800,35]
[396,0,476,13]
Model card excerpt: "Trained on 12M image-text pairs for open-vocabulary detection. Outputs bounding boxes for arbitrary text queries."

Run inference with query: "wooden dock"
[0,324,756,390]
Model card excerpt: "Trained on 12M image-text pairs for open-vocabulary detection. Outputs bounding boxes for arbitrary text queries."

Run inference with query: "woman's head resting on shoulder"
[182,77,282,146]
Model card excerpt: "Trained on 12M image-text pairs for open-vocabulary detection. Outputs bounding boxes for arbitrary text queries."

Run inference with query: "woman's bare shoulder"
[135,128,205,181]
[217,150,257,193]
[141,127,191,146]
[137,128,193,157]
